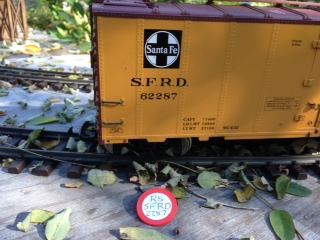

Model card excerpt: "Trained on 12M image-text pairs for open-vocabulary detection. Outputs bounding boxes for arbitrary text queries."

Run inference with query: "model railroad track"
[1,126,320,180]
[0,66,93,92]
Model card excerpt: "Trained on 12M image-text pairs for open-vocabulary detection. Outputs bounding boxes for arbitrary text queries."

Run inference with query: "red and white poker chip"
[136,188,178,226]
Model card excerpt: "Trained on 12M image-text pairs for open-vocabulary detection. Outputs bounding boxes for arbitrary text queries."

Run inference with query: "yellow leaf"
[24,45,42,54]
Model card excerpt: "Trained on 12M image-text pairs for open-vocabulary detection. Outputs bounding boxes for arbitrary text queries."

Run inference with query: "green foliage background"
[27,0,91,52]
[27,0,320,52]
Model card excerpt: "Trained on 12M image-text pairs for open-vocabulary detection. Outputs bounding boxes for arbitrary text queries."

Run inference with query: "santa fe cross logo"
[144,30,182,69]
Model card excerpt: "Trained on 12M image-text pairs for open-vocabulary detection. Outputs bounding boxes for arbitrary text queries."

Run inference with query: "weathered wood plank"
[0,164,319,239]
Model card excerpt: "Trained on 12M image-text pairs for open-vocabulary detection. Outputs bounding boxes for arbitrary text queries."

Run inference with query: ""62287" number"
[140,93,177,100]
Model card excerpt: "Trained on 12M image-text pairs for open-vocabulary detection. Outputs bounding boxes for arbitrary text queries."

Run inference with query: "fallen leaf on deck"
[31,209,56,223]
[0,110,7,116]
[18,99,28,109]
[17,213,31,232]
[133,161,150,186]
[45,209,72,240]
[65,182,83,188]
[224,162,246,179]
[77,140,87,152]
[253,176,273,191]
[87,169,117,188]
[24,44,42,54]
[275,175,291,200]
[197,171,221,190]
[201,198,222,209]
[27,116,59,126]
[0,87,9,96]
[234,185,255,203]
[172,187,188,199]
[29,161,43,172]
[287,182,312,197]
[0,80,12,88]
[269,210,295,240]
[2,158,13,167]
[119,227,173,240]
[66,137,76,151]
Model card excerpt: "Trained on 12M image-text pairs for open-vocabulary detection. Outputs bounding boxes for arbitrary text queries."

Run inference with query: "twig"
[180,183,259,211]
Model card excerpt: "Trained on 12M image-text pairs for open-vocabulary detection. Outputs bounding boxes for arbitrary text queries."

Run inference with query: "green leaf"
[160,164,174,175]
[172,187,188,199]
[202,198,221,209]
[197,171,221,190]
[144,162,158,183]
[64,98,75,110]
[66,137,76,151]
[276,175,291,200]
[17,213,31,232]
[18,129,43,149]
[119,227,173,240]
[253,176,273,191]
[45,209,72,240]
[31,209,56,223]
[287,182,312,197]
[224,162,246,179]
[132,161,150,186]
[87,169,117,188]
[269,210,295,240]
[77,140,87,153]
[27,116,59,126]
[60,112,74,123]
[234,185,255,203]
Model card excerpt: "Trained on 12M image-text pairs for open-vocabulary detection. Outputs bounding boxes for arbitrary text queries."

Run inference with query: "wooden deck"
[0,163,320,240]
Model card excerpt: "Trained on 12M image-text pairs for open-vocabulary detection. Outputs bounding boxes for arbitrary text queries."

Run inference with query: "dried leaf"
[132,161,150,186]
[41,138,61,150]
[270,210,295,240]
[276,175,291,200]
[253,176,273,191]
[17,213,31,232]
[65,182,83,188]
[87,169,117,188]
[2,158,14,167]
[119,227,173,240]
[45,209,72,240]
[197,171,221,190]
[287,182,312,197]
[0,80,12,88]
[31,209,55,223]
[29,161,43,172]
[0,109,7,116]
[234,185,255,203]
[24,44,42,54]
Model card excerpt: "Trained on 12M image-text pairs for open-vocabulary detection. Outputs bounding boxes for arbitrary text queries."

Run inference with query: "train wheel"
[164,138,192,156]
[104,144,130,155]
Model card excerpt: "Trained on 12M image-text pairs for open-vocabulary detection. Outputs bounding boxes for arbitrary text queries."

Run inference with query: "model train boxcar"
[91,0,320,155]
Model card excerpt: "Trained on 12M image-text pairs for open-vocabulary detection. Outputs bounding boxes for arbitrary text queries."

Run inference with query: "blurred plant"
[27,0,91,53]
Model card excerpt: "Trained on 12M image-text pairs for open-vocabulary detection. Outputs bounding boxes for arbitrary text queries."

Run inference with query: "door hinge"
[312,40,320,49]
